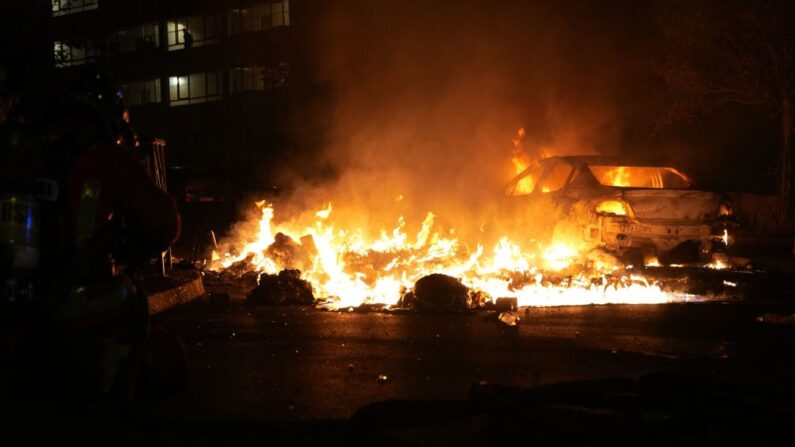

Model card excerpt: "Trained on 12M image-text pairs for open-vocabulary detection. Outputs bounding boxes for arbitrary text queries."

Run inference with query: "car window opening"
[588,166,691,189]
[537,160,574,193]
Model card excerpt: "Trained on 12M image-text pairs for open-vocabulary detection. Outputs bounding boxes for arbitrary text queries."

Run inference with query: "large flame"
[214,200,689,309]
[509,127,553,195]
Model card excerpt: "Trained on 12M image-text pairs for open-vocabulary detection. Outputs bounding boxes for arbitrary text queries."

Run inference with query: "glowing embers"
[706,257,729,270]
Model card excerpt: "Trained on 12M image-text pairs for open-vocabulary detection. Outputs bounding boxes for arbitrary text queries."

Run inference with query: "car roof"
[541,155,682,169]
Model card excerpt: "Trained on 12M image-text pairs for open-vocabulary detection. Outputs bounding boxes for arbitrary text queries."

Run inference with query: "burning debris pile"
[208,200,697,311]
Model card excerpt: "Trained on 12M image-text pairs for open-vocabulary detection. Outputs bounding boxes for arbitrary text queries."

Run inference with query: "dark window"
[227,0,290,35]
[109,23,159,53]
[228,63,289,94]
[122,79,161,106]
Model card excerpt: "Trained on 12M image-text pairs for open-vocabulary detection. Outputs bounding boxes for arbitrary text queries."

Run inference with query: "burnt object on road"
[247,270,314,306]
[413,274,472,310]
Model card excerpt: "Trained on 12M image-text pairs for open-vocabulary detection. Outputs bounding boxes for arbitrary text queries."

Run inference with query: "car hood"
[621,189,722,223]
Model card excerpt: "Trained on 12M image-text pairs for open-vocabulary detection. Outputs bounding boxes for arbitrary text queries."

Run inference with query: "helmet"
[62,73,139,149]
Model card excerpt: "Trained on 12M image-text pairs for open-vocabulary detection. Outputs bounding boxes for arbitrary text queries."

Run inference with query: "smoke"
[269,0,650,243]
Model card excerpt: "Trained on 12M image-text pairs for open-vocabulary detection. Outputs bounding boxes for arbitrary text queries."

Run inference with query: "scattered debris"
[240,271,260,288]
[498,311,519,326]
[247,269,315,306]
[266,233,316,272]
[396,290,416,308]
[221,254,255,279]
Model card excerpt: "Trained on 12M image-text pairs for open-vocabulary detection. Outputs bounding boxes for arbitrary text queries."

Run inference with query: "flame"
[541,243,578,271]
[707,258,728,270]
[706,231,730,269]
[315,203,333,219]
[595,200,627,216]
[644,257,661,267]
[215,200,688,310]
[511,127,536,194]
[603,166,631,187]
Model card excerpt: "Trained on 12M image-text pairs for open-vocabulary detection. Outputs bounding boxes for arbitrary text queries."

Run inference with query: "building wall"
[43,0,319,195]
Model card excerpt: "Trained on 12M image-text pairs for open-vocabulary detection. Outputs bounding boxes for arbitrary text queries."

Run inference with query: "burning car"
[504,156,734,265]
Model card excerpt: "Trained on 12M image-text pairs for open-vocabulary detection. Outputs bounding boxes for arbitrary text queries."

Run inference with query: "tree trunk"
[779,97,792,221]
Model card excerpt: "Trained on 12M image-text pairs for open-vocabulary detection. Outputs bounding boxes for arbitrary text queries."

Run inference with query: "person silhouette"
[182,28,193,49]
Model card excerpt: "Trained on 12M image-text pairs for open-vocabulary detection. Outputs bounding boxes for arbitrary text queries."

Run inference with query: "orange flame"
[214,201,688,309]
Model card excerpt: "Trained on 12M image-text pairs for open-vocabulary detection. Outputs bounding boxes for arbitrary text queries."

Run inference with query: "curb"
[147,272,206,315]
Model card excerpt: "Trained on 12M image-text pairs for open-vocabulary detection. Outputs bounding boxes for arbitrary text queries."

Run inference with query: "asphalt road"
[141,296,795,423]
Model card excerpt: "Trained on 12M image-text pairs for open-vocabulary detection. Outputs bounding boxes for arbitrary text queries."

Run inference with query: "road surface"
[140,296,795,422]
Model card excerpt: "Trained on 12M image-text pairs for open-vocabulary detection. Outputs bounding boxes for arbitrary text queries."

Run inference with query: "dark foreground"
[143,298,795,417]
[4,287,795,444]
[144,292,795,442]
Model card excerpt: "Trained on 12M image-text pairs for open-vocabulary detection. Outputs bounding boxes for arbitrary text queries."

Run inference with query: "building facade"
[43,0,319,196]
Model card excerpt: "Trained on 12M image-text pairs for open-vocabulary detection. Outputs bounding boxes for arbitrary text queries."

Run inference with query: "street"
[141,294,795,423]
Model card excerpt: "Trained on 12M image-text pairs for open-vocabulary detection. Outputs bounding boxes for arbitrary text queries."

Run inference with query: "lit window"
[167,14,223,51]
[271,1,288,27]
[121,79,162,106]
[109,23,160,53]
[53,39,101,68]
[52,0,99,17]
[228,63,289,94]
[228,1,290,35]
[168,72,223,106]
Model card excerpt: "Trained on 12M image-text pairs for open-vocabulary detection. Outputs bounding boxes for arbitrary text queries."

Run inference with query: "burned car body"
[504,156,733,263]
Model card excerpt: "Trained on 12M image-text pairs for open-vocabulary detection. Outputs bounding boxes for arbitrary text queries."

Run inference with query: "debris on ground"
[412,274,472,310]
[756,313,795,325]
[221,254,255,280]
[239,270,260,289]
[266,233,316,272]
[498,311,519,326]
[247,269,315,306]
